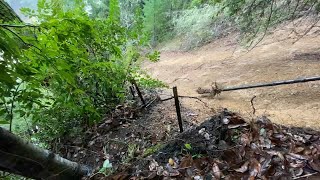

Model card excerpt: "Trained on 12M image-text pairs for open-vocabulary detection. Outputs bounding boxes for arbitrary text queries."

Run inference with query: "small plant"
[123,143,138,163]
[184,143,192,150]
[99,159,113,175]
[182,143,204,158]
[143,144,163,157]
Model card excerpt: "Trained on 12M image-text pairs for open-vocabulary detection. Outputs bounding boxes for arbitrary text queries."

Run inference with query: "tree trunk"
[0,127,92,179]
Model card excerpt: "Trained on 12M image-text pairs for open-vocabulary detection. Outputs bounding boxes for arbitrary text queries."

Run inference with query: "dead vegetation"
[52,91,320,179]
[105,109,320,179]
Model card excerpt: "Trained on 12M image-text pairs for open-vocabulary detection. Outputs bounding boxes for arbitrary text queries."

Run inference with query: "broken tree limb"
[197,76,320,96]
[0,127,92,179]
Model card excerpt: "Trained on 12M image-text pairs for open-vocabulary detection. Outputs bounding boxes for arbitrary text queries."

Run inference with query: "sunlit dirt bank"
[144,27,320,129]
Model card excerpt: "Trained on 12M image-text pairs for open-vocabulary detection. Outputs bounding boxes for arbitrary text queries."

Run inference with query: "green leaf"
[184,143,192,150]
[102,159,112,168]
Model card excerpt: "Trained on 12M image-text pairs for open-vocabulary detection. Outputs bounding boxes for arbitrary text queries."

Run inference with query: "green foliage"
[217,0,320,46]
[0,0,163,142]
[86,0,110,18]
[141,0,320,49]
[143,143,164,157]
[172,5,229,49]
[184,143,192,150]
[99,159,113,175]
[143,0,173,46]
[146,50,160,62]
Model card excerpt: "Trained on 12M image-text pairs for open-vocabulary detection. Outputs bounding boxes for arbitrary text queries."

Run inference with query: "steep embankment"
[144,24,320,129]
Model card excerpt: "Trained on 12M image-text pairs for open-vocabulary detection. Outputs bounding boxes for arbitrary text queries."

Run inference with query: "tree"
[0,0,22,22]
[86,0,110,18]
[143,0,172,46]
[216,0,320,47]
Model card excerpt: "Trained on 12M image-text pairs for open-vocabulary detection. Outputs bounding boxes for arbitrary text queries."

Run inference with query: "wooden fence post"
[173,86,183,133]
[131,80,146,107]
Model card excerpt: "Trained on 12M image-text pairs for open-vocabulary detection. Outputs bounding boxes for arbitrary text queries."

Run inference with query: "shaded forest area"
[1,0,320,179]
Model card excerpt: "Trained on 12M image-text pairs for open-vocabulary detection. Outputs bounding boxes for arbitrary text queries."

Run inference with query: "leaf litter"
[54,91,320,179]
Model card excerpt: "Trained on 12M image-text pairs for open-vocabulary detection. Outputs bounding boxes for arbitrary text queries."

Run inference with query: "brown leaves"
[108,112,320,179]
[212,163,222,179]
[234,161,249,173]
[249,159,261,179]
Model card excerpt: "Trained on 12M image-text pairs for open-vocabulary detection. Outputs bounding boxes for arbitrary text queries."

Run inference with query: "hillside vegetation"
[144,0,320,49]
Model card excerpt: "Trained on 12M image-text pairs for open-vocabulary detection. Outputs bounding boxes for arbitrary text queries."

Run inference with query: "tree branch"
[1,26,42,52]
[0,24,39,28]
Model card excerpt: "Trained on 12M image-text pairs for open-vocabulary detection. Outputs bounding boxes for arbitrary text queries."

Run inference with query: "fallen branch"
[0,127,91,179]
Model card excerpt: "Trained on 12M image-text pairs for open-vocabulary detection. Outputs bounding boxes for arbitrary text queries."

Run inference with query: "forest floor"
[76,99,320,179]
[143,21,320,130]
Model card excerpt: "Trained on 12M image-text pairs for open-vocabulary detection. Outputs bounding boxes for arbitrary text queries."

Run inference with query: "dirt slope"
[143,27,320,129]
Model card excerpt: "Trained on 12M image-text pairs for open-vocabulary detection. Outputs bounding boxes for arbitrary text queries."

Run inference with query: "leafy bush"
[0,0,163,142]
[172,5,233,50]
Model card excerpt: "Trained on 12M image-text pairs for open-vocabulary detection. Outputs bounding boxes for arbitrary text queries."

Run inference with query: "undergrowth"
[172,5,234,50]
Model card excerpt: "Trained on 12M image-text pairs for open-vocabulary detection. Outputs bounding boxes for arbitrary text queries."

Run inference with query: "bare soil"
[143,27,320,129]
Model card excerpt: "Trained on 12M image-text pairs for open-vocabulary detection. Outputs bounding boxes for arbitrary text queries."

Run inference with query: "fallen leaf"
[157,166,164,176]
[234,161,249,173]
[212,163,222,179]
[249,159,261,178]
[261,157,272,172]
[169,158,175,166]
[105,119,113,124]
[229,115,246,125]
[194,175,203,180]
[222,117,230,124]
[308,158,320,172]
[180,155,193,168]
[289,160,304,168]
[193,157,210,171]
[240,133,251,146]
[290,167,303,177]
[228,123,249,129]
[163,170,180,177]
[294,147,305,154]
[204,133,210,140]
[198,128,206,135]
[287,153,308,161]
[149,160,159,171]
[147,172,157,179]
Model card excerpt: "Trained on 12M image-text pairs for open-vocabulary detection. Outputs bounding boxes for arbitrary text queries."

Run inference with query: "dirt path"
[143,30,320,129]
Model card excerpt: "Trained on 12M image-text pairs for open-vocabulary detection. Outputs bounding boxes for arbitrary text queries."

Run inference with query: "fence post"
[173,86,183,133]
[131,80,146,107]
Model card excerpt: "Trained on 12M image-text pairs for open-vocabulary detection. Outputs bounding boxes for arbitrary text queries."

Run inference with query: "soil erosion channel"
[144,32,320,129]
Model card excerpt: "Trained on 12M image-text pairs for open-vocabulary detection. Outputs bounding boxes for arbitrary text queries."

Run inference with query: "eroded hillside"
[144,24,320,129]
